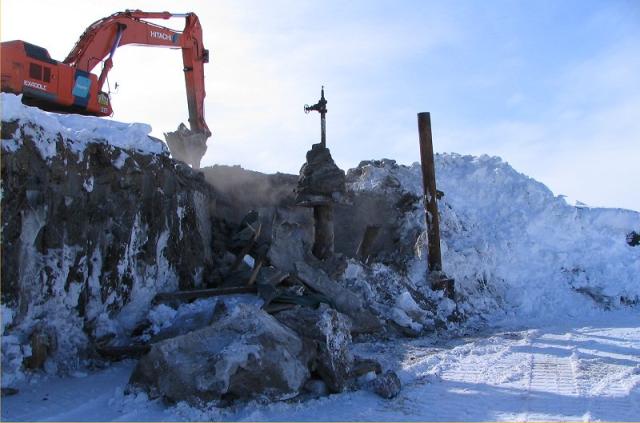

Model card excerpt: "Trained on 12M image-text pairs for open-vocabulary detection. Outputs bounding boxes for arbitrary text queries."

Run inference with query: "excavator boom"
[0,10,211,168]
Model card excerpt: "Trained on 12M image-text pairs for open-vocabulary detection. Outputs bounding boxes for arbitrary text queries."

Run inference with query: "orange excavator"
[1,10,211,168]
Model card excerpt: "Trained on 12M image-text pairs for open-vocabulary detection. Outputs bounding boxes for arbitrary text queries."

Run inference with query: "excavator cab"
[1,40,113,116]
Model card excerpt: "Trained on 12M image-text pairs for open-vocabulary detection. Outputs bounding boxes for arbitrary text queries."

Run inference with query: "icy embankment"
[347,157,640,321]
[1,94,215,387]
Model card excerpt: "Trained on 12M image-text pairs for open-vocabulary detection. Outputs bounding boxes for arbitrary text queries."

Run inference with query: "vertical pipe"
[417,112,442,272]
[320,86,327,148]
[320,112,326,148]
[312,204,334,260]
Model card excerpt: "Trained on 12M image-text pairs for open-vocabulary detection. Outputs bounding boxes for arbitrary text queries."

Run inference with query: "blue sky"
[2,1,639,210]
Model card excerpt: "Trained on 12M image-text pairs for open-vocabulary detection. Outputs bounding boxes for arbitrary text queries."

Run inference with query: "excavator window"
[29,63,42,80]
[43,67,51,83]
[28,63,52,83]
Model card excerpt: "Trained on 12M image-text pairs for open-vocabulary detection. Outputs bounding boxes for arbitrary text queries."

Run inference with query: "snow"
[112,151,130,169]
[82,176,94,192]
[114,220,179,334]
[341,260,453,334]
[1,93,168,158]
[348,156,640,321]
[176,205,186,240]
[1,305,14,335]
[243,254,256,267]
[146,304,178,337]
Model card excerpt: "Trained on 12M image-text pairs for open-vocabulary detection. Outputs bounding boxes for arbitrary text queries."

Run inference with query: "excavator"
[1,10,211,168]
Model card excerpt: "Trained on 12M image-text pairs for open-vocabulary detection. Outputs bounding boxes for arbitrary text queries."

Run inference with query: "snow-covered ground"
[3,312,639,421]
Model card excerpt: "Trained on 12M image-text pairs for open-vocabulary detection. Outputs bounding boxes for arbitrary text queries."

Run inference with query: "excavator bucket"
[164,123,208,169]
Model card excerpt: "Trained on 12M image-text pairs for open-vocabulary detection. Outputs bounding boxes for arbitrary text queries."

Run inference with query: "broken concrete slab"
[294,261,382,334]
[257,267,289,287]
[129,303,311,404]
[275,304,352,393]
[138,295,264,345]
[149,300,229,343]
[309,252,348,280]
[268,220,311,274]
[389,312,423,338]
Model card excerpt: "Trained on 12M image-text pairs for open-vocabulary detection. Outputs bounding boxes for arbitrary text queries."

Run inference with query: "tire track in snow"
[570,350,640,420]
[396,332,533,420]
[523,352,579,421]
[397,325,640,421]
[521,327,640,421]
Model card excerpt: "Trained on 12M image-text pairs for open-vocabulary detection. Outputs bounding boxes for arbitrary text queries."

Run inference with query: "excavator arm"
[64,10,210,167]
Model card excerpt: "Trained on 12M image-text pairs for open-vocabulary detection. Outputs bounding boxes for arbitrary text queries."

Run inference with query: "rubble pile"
[1,98,461,406]
[120,154,464,404]
[118,151,462,405]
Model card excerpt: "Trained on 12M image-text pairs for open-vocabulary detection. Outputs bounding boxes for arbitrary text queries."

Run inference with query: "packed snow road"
[3,313,639,422]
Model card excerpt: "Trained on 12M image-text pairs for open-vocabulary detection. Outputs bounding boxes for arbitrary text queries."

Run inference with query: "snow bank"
[348,155,640,321]
[1,93,167,158]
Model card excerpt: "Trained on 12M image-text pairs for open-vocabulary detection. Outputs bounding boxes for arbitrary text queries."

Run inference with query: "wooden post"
[417,112,443,273]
